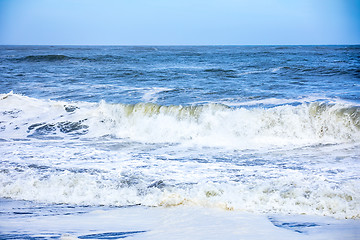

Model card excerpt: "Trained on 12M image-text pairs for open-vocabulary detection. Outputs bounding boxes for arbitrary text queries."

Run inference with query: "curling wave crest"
[1,92,359,148]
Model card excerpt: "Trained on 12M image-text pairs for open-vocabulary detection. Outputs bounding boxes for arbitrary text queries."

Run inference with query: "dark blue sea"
[0,45,359,239]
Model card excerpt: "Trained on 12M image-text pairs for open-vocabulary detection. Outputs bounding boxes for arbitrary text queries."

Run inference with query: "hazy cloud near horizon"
[0,0,359,45]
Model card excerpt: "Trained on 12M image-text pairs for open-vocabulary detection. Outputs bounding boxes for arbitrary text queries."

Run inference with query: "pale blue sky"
[0,0,359,45]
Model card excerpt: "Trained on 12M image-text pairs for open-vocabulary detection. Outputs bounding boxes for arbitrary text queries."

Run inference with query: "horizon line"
[0,43,359,47]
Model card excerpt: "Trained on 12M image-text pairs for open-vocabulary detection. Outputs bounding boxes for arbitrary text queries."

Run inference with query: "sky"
[0,0,359,45]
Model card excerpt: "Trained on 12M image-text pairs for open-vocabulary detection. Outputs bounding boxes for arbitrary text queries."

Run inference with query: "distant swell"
[204,68,236,73]
[284,65,359,76]
[15,54,129,63]
[19,55,72,62]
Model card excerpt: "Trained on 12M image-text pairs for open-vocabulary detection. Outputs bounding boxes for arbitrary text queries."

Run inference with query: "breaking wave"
[1,93,360,219]
[1,92,359,147]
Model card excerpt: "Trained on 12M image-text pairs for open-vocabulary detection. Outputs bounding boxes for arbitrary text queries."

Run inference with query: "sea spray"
[1,93,359,147]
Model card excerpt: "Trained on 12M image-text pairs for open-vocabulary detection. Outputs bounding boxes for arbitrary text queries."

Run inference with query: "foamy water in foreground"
[0,46,359,239]
[1,199,359,240]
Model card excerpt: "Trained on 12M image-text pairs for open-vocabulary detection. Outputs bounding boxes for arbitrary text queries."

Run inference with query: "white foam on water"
[220,95,360,107]
[1,147,359,219]
[0,201,359,240]
[1,92,360,220]
[1,93,359,148]
[271,66,284,72]
[141,87,173,102]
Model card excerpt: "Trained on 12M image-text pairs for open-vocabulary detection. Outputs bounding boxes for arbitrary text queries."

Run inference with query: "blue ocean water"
[0,45,360,239]
[1,45,359,105]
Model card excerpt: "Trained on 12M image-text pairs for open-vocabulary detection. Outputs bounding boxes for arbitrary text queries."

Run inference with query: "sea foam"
[1,163,359,219]
[1,93,360,219]
[1,92,359,148]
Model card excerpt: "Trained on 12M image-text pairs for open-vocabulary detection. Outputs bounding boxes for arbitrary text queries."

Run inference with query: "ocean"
[0,45,359,239]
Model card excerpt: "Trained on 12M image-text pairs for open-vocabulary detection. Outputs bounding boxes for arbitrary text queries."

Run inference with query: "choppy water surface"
[0,45,359,239]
